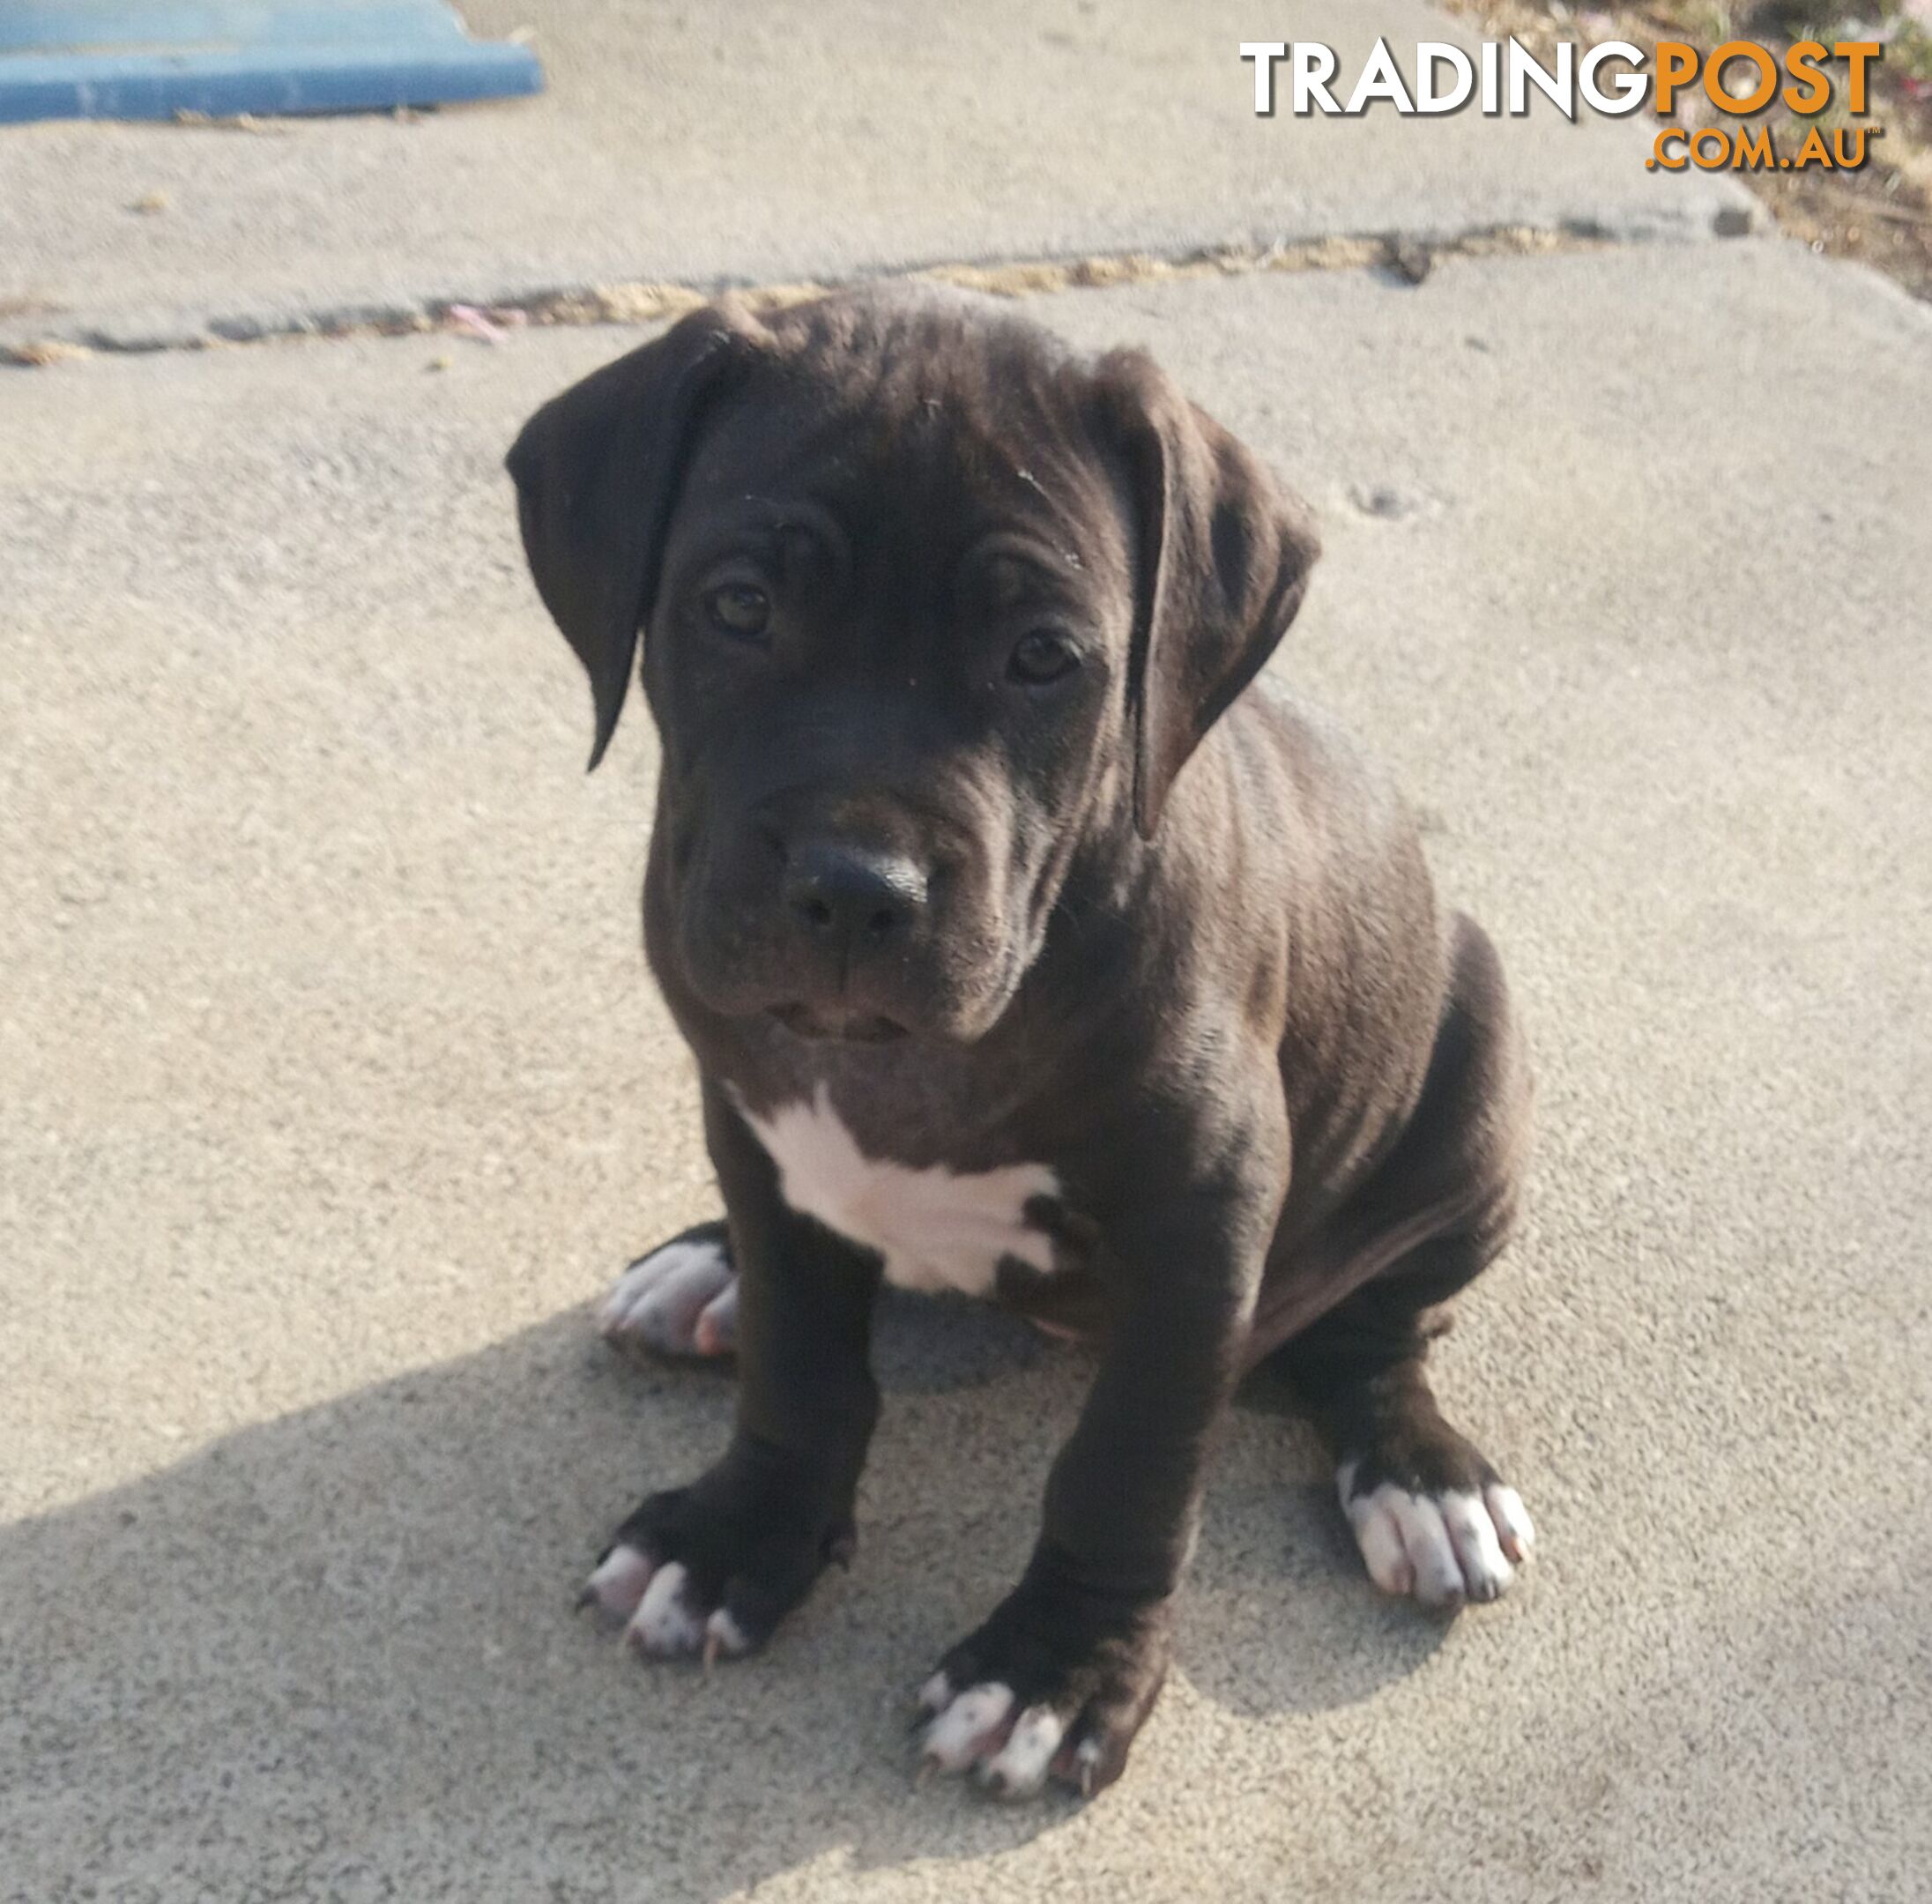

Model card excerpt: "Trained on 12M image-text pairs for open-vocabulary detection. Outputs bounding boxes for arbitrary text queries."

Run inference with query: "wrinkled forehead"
[674,338,1133,587]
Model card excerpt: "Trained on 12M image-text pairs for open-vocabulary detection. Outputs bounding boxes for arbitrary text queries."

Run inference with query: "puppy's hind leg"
[598,1219,740,1360]
[1277,1235,1534,1609]
[1278,915,1535,1609]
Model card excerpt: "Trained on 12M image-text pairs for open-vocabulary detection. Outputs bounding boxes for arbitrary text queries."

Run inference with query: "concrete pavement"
[4,234,1928,1900]
[0,0,1754,353]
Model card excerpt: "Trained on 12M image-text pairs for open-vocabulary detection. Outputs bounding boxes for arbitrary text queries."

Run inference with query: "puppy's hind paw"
[1340,1457,1534,1610]
[598,1221,739,1359]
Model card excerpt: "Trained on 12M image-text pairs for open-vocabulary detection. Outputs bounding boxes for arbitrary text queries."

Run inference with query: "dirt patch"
[1445,0,1932,299]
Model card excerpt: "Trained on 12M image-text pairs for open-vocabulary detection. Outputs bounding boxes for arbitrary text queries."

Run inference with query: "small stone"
[1386,237,1434,285]
[1347,481,1438,523]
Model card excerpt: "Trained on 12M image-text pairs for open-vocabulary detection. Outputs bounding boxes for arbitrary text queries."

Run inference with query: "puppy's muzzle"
[768,832,933,1042]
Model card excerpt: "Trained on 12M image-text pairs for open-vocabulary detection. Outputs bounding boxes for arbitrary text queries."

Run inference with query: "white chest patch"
[742,1084,1059,1297]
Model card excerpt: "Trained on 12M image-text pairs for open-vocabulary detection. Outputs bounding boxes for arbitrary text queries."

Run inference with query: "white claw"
[1074,1737,1103,1799]
[703,1606,753,1664]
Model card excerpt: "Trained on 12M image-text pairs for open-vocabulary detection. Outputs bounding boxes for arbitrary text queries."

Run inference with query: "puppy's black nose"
[782,839,928,944]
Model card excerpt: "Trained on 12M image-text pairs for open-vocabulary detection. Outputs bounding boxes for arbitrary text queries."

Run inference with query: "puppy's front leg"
[918,1164,1280,1801]
[581,1082,881,1661]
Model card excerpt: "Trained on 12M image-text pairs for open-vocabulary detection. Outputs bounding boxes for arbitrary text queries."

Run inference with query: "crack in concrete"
[2,214,1753,367]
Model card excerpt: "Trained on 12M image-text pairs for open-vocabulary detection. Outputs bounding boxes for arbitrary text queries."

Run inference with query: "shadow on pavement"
[1,1292,1445,1897]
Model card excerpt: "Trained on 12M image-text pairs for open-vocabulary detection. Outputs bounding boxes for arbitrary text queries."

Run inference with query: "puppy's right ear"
[506,301,767,769]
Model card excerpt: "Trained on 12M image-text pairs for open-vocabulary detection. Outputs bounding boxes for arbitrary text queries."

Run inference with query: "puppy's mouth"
[769,1003,910,1045]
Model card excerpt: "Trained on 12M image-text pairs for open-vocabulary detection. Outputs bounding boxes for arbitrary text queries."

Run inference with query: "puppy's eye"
[1007,629,1079,686]
[706,584,771,640]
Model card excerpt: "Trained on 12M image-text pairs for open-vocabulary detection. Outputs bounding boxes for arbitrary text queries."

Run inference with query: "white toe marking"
[704,1606,752,1660]
[583,1543,655,1618]
[1485,1484,1536,1560]
[917,1671,955,1714]
[982,1706,1065,1797]
[1441,1491,1513,1601]
[1345,1492,1415,1595]
[1341,1467,1534,1607]
[1387,1490,1464,1606]
[921,1682,1015,1772]
[600,1238,735,1352]
[628,1561,705,1655]
[694,1277,739,1354]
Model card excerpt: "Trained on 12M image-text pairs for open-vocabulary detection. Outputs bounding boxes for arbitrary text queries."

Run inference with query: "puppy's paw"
[915,1566,1173,1801]
[577,1458,855,1666]
[1339,1454,1534,1609]
[598,1221,739,1359]
[578,1549,755,1665]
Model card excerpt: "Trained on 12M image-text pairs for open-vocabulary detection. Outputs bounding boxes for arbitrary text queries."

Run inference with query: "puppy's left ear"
[506,301,768,769]
[1096,350,1321,838]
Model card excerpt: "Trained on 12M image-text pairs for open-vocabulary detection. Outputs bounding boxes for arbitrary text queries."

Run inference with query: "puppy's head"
[509,287,1318,1045]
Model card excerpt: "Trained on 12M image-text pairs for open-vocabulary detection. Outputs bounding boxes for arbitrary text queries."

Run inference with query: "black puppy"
[509,286,1534,1801]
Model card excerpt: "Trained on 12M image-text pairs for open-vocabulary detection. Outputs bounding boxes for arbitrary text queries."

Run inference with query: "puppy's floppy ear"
[1096,349,1320,837]
[506,301,768,769]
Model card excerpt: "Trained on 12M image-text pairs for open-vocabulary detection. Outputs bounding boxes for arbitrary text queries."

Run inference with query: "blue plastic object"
[0,3,543,124]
